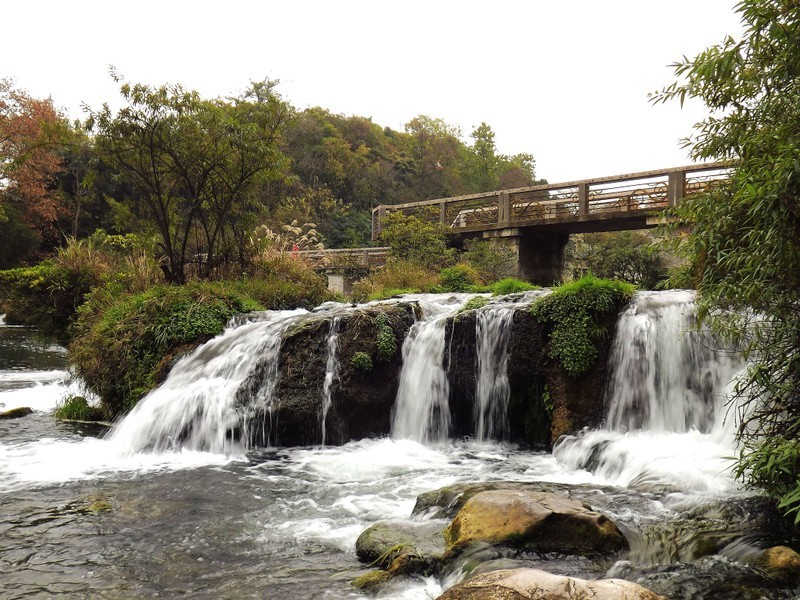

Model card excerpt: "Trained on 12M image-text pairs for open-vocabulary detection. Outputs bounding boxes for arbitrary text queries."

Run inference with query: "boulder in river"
[0,406,34,419]
[755,545,800,584]
[444,489,627,557]
[356,519,447,567]
[437,568,665,600]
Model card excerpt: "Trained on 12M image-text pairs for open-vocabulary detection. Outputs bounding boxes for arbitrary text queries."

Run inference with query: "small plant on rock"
[351,351,373,372]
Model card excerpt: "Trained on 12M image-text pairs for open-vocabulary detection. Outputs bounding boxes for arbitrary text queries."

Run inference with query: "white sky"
[3,0,741,183]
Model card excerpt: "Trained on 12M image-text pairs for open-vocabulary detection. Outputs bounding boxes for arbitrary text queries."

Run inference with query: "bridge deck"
[371,162,729,240]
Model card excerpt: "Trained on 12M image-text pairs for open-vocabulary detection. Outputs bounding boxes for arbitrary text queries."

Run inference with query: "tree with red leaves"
[0,79,67,246]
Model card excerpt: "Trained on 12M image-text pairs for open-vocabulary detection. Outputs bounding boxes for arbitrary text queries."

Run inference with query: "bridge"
[370,162,729,283]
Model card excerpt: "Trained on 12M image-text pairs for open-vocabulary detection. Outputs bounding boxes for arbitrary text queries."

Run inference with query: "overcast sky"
[4,0,741,183]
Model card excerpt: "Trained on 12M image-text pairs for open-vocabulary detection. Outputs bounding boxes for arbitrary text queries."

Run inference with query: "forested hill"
[0,78,541,267]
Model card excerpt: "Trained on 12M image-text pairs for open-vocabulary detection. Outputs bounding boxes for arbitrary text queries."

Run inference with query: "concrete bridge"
[370,162,729,283]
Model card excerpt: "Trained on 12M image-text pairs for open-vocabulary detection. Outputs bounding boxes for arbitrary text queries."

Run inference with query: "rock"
[0,406,34,419]
[238,303,415,446]
[437,568,665,600]
[755,545,800,584]
[353,551,427,594]
[356,519,447,567]
[444,490,627,557]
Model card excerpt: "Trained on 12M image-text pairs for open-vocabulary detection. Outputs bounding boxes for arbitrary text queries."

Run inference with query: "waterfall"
[109,309,307,455]
[391,296,469,444]
[553,290,745,492]
[605,290,742,435]
[320,316,341,446]
[474,306,514,440]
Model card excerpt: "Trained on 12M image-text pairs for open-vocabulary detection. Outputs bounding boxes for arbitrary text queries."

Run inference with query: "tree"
[379,207,455,267]
[0,80,68,253]
[566,231,668,289]
[89,76,290,283]
[652,0,800,521]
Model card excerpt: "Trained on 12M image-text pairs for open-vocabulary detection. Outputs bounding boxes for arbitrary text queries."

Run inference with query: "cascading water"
[473,291,548,441]
[554,290,746,493]
[320,316,341,446]
[391,295,471,443]
[110,309,307,455]
[474,306,513,440]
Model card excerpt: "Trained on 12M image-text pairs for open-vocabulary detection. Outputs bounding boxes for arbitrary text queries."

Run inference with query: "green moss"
[351,351,373,372]
[530,275,635,376]
[54,396,105,421]
[374,313,397,361]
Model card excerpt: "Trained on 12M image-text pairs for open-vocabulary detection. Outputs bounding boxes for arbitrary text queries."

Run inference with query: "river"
[0,293,798,599]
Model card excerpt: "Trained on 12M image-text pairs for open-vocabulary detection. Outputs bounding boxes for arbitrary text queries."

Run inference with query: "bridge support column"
[483,228,568,285]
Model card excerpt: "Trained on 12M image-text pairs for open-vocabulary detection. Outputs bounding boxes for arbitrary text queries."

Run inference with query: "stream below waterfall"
[1,292,799,599]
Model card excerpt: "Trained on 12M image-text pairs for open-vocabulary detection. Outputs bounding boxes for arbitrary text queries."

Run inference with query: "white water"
[554,290,745,493]
[391,295,473,443]
[320,316,341,446]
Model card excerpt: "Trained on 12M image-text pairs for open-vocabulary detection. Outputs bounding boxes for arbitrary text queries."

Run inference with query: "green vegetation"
[460,296,489,313]
[379,208,456,268]
[566,231,669,289]
[652,0,800,522]
[461,239,517,282]
[69,277,328,417]
[438,263,482,292]
[530,276,635,376]
[374,313,397,362]
[350,351,373,372]
[490,278,539,296]
[54,396,105,421]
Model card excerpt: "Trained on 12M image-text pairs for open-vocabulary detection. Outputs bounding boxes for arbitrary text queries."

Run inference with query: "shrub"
[374,313,397,361]
[439,263,482,292]
[462,238,517,281]
[530,275,635,376]
[54,396,105,421]
[491,278,539,296]
[378,207,456,267]
[351,259,440,302]
[351,351,373,372]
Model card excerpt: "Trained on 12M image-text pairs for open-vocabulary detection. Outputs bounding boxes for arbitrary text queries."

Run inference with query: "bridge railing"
[371,162,730,239]
[295,247,390,268]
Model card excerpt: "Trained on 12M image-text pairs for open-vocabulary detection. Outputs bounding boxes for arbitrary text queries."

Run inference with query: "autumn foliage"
[0,79,66,243]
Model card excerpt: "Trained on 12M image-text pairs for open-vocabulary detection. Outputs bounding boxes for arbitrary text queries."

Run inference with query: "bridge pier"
[483,228,568,285]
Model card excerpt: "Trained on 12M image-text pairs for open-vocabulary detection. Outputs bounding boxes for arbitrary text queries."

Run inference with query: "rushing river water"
[1,293,798,599]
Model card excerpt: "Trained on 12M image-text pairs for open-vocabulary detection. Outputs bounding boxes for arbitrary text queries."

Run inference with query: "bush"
[530,275,635,376]
[374,313,397,361]
[490,278,539,296]
[439,263,482,292]
[54,396,105,421]
[462,238,517,281]
[378,207,456,267]
[351,259,440,302]
[350,351,373,372]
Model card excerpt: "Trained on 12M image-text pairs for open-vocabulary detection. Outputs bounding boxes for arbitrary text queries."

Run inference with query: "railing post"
[578,183,589,215]
[439,201,447,226]
[668,171,686,207]
[374,206,386,238]
[498,192,510,227]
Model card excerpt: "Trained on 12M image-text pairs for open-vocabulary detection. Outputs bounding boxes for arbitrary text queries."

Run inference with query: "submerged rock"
[437,568,664,600]
[0,406,34,419]
[444,490,627,557]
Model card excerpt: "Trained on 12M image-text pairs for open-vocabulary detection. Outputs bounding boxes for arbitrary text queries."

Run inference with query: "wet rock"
[240,303,415,446]
[437,568,665,600]
[356,519,447,567]
[756,545,800,584]
[444,490,627,557]
[627,554,795,600]
[352,551,427,594]
[0,406,34,419]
